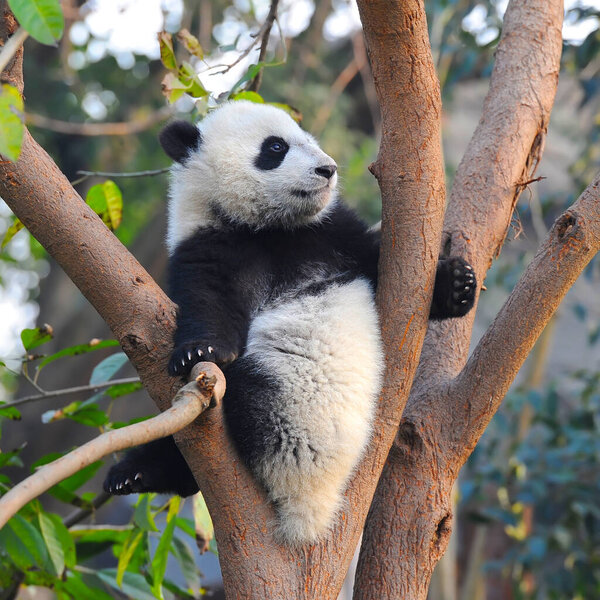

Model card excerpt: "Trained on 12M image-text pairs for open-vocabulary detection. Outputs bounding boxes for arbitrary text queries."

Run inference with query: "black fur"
[254,136,289,170]
[104,201,477,497]
[159,121,202,164]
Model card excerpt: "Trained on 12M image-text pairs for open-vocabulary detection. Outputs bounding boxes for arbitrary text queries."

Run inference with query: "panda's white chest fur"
[243,275,383,543]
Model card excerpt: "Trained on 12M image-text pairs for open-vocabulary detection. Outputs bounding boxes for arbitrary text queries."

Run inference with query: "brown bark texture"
[354,1,579,599]
[0,1,444,598]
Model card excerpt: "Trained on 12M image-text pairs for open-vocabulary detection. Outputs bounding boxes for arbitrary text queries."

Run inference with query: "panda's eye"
[256,136,290,170]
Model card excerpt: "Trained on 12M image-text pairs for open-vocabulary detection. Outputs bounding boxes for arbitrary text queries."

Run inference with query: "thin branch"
[25,106,173,136]
[0,363,225,529]
[0,26,27,74]
[247,0,281,92]
[63,491,111,528]
[71,167,170,186]
[8,376,141,408]
[311,54,362,136]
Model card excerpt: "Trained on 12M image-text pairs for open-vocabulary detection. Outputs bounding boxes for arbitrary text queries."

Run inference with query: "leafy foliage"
[7,0,63,45]
[0,84,24,161]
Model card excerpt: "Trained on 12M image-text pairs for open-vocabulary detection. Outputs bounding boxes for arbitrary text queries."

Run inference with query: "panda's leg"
[223,358,346,545]
[103,436,199,497]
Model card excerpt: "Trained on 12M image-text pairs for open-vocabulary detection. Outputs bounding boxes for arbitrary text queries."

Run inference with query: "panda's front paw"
[103,463,147,495]
[431,257,477,319]
[168,342,237,378]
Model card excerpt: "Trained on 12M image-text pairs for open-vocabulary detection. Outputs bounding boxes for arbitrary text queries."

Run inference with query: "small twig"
[0,26,28,75]
[71,167,170,186]
[516,175,546,188]
[247,0,281,92]
[0,362,226,529]
[63,491,112,528]
[8,377,141,408]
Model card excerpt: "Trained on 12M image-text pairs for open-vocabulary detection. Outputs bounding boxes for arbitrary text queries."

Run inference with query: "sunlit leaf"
[192,492,213,554]
[21,324,53,351]
[151,497,180,597]
[0,403,21,420]
[8,0,64,44]
[117,529,145,586]
[1,217,24,248]
[230,90,264,104]
[178,62,208,98]
[86,180,123,231]
[161,72,189,104]
[177,28,203,59]
[0,84,24,161]
[158,31,177,71]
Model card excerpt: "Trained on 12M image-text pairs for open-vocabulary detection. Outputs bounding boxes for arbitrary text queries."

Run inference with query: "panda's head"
[160,101,338,253]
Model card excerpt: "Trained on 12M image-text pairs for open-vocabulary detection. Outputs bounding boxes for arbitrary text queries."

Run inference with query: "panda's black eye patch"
[255,136,289,170]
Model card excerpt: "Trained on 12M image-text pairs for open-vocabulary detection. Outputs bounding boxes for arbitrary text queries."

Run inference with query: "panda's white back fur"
[166,101,383,544]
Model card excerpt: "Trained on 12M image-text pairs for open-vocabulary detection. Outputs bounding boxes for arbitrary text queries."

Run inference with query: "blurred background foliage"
[1,0,600,598]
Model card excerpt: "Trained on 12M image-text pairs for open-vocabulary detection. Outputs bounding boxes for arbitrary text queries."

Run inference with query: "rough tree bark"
[353,1,582,599]
[2,0,599,599]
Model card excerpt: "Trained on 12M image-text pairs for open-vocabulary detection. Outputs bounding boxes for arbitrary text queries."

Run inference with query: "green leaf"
[3,514,50,571]
[178,62,208,99]
[37,339,119,369]
[160,72,189,104]
[21,324,53,351]
[95,569,156,600]
[268,102,302,123]
[0,403,21,420]
[171,537,201,593]
[8,0,64,45]
[57,572,114,600]
[192,492,213,554]
[90,352,129,385]
[85,181,123,230]
[230,90,264,104]
[134,494,158,532]
[151,497,180,598]
[1,217,24,248]
[158,31,177,70]
[0,84,24,161]
[37,512,66,576]
[176,28,203,59]
[117,529,145,586]
[42,401,108,426]
[105,381,143,398]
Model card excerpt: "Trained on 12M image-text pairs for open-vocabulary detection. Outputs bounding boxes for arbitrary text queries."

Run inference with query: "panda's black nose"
[315,164,337,180]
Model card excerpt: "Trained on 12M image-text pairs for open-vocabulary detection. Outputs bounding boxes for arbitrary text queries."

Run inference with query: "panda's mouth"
[290,186,328,199]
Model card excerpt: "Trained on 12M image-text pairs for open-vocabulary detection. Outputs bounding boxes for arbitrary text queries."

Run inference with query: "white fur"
[246,278,383,544]
[166,101,337,254]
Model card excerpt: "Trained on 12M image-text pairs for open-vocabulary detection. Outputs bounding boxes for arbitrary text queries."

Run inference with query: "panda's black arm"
[363,226,476,320]
[167,245,255,377]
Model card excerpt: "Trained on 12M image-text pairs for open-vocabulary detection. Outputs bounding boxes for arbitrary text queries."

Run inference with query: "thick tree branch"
[0,363,225,528]
[355,1,565,598]
[452,176,600,464]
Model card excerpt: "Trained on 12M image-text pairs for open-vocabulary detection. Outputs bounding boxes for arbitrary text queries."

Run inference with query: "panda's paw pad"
[168,342,237,378]
[446,257,476,316]
[103,465,147,496]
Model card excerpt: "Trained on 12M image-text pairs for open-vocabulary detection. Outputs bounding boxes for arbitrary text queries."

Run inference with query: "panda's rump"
[233,277,382,497]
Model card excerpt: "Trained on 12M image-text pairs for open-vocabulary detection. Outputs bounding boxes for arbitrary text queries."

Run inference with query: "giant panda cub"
[104,100,476,545]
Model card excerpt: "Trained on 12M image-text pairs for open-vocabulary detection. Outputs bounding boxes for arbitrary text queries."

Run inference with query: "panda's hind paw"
[103,465,146,495]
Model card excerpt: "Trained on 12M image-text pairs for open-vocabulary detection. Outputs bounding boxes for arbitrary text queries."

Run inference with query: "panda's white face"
[162,101,338,253]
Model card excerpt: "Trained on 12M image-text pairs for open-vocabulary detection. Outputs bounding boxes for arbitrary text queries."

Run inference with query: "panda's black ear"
[159,120,202,163]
